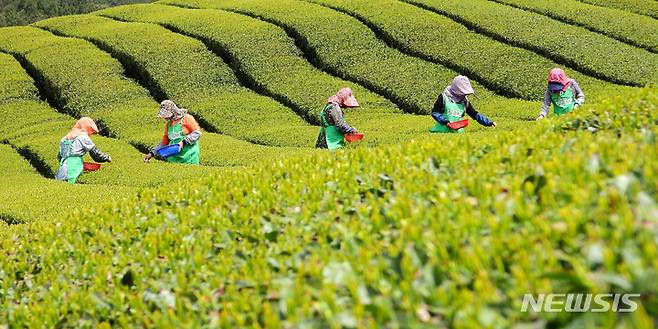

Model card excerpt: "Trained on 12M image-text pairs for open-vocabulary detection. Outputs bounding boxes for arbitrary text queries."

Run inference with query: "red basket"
[447,119,469,130]
[345,133,364,143]
[83,162,101,172]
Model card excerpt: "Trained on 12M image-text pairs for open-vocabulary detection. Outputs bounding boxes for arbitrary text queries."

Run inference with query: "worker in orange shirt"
[144,100,202,164]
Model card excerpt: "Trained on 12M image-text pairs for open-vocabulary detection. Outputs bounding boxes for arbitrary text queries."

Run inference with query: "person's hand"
[144,152,153,163]
[491,122,497,128]
[178,141,184,151]
[536,113,546,121]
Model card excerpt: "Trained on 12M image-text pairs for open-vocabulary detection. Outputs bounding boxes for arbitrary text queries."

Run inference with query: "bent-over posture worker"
[316,87,359,150]
[430,75,496,133]
[55,117,111,184]
[537,68,585,120]
[144,100,202,164]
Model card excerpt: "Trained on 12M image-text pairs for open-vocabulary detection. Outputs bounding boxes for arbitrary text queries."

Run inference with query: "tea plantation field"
[0,0,656,327]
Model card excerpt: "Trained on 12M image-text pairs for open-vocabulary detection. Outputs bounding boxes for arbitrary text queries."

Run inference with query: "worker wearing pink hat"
[537,68,585,120]
[55,117,112,183]
[316,87,360,150]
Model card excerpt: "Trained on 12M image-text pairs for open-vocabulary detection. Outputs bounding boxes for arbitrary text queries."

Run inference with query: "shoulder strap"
[320,103,333,127]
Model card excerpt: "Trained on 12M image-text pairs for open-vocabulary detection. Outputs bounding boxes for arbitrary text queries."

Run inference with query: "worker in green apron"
[537,68,585,120]
[144,100,202,164]
[430,76,497,133]
[316,87,359,150]
[55,117,112,184]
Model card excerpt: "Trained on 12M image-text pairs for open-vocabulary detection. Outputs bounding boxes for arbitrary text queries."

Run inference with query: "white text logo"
[521,294,640,313]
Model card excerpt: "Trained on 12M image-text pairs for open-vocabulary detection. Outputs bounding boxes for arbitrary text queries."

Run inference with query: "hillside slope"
[0,0,152,26]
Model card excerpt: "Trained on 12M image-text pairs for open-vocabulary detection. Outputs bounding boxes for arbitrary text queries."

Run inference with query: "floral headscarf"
[327,87,359,108]
[157,100,187,121]
[65,117,99,140]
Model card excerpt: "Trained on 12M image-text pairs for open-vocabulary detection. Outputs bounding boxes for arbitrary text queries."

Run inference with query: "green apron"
[166,118,200,164]
[58,137,83,184]
[551,87,575,116]
[430,94,466,133]
[319,104,346,150]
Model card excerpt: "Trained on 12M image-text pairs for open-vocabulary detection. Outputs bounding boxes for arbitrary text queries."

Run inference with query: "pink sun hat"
[327,87,359,108]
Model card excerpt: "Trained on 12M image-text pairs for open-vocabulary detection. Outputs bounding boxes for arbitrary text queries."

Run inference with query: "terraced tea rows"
[0,53,137,222]
[0,26,309,167]
[305,0,624,104]
[577,0,658,19]
[0,0,651,222]
[96,4,438,143]
[100,5,399,121]
[403,0,658,87]
[489,0,658,53]
[0,50,224,188]
[160,0,537,121]
[38,12,434,146]
[37,15,319,148]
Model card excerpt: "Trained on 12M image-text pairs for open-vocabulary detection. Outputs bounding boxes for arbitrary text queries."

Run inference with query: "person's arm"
[431,95,450,124]
[145,124,169,162]
[79,135,111,163]
[151,124,170,153]
[329,104,356,134]
[538,87,552,119]
[89,147,111,163]
[571,80,585,107]
[184,131,201,144]
[465,99,495,127]
[182,114,202,145]
[160,123,170,146]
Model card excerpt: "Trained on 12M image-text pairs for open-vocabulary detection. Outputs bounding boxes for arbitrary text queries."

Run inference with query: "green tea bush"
[403,0,658,87]
[489,0,658,53]
[0,26,310,166]
[577,0,658,20]
[1,86,656,327]
[158,0,530,119]
[36,14,317,148]
[0,53,38,103]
